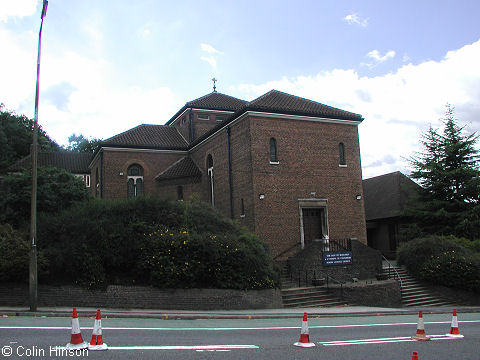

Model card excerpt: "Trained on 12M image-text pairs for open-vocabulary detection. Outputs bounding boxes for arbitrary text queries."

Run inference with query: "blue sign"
[323,251,353,266]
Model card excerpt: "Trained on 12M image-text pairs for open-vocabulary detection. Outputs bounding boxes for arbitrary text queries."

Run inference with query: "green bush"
[397,235,479,292]
[0,224,48,282]
[37,197,278,290]
[138,228,277,289]
[0,167,89,228]
[421,250,480,291]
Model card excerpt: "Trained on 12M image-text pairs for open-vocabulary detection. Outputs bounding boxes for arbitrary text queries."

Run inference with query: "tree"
[0,104,59,173]
[408,104,480,238]
[65,133,102,153]
[0,167,89,229]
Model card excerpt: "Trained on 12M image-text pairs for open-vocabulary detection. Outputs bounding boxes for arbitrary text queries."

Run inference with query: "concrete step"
[283,298,345,308]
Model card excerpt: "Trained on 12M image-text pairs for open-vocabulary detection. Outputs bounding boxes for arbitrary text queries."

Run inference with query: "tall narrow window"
[240,198,245,217]
[127,164,144,198]
[269,138,278,163]
[339,142,346,166]
[177,185,184,201]
[207,154,214,206]
[95,168,99,197]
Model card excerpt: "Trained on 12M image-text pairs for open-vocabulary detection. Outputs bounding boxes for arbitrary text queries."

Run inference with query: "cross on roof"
[212,78,217,92]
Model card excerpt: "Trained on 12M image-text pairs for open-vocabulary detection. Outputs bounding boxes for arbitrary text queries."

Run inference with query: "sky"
[1,0,480,179]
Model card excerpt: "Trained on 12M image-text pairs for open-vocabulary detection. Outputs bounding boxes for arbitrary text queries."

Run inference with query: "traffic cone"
[65,308,88,350]
[411,351,419,360]
[88,309,108,350]
[293,312,315,347]
[411,311,430,341]
[446,309,464,338]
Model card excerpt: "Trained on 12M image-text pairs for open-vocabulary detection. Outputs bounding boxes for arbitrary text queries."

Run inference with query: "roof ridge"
[186,91,246,106]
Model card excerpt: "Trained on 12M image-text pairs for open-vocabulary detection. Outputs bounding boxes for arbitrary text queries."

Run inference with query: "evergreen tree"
[409,105,480,238]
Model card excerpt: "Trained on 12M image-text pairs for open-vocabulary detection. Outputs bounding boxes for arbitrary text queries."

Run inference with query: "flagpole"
[30,0,48,312]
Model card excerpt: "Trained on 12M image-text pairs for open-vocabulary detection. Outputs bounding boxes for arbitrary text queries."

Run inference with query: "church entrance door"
[302,208,323,245]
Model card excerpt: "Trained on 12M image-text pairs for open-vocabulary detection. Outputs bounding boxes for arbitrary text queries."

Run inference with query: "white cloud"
[361,49,396,68]
[200,55,217,69]
[0,0,38,22]
[367,50,396,62]
[201,43,222,54]
[343,13,368,28]
[0,26,180,145]
[234,39,480,179]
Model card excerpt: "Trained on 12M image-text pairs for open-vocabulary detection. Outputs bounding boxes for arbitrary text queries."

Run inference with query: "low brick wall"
[328,279,402,308]
[0,284,283,310]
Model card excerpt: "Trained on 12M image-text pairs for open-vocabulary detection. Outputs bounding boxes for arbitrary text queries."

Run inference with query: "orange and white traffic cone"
[411,311,430,341]
[411,351,419,360]
[293,312,315,347]
[446,309,464,338]
[88,309,108,350]
[65,308,88,350]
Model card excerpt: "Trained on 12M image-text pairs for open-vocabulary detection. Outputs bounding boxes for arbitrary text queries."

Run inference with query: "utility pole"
[30,0,48,312]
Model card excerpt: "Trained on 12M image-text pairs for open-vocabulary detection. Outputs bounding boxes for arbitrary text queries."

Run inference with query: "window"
[240,198,245,218]
[85,175,91,187]
[127,164,144,198]
[339,142,346,166]
[269,138,278,163]
[95,168,99,197]
[207,154,214,206]
[177,185,184,201]
[198,114,209,121]
[216,114,226,122]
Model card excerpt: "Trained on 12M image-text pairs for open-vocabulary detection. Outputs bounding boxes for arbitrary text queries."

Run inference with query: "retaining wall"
[0,284,283,310]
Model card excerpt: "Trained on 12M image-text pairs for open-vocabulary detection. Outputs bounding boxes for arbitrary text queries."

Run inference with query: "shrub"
[0,224,48,282]
[0,167,89,228]
[37,197,279,290]
[138,227,278,289]
[397,235,479,292]
[421,250,480,292]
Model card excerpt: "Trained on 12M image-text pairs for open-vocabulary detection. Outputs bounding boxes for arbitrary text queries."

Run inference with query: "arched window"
[339,142,346,166]
[127,164,144,198]
[207,154,214,206]
[269,138,278,163]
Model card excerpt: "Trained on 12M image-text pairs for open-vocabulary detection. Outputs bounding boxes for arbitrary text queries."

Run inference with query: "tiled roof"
[240,90,363,121]
[102,124,188,150]
[363,171,419,221]
[155,157,202,181]
[166,92,247,124]
[8,152,92,174]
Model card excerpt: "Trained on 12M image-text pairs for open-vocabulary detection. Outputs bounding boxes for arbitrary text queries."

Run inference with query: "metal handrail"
[381,255,403,288]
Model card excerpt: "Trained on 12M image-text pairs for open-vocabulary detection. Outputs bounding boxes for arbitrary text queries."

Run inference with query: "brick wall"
[0,284,282,310]
[287,239,382,284]
[249,115,367,257]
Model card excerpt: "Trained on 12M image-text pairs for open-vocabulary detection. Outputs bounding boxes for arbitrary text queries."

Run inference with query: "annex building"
[89,89,367,258]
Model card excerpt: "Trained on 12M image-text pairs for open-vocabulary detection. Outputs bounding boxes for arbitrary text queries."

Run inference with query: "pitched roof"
[190,89,364,147]
[9,152,92,174]
[362,171,420,221]
[239,90,363,121]
[155,157,202,181]
[166,92,248,125]
[102,124,188,150]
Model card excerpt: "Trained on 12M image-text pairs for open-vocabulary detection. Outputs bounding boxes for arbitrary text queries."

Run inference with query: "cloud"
[200,55,217,69]
[343,13,368,27]
[234,39,480,179]
[0,0,38,22]
[361,50,396,68]
[201,43,222,54]
[0,26,181,145]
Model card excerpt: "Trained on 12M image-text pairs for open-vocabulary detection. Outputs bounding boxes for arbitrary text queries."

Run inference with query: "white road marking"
[320,334,463,346]
[107,345,258,351]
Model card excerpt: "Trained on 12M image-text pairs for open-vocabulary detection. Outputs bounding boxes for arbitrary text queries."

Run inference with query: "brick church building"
[89,89,367,258]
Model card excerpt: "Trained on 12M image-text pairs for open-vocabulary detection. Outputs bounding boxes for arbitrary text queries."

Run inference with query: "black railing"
[321,238,352,252]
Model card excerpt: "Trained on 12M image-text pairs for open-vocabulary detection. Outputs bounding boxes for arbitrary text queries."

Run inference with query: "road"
[1,312,479,359]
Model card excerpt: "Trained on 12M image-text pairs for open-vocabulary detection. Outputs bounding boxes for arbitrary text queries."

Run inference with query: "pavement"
[1,305,480,320]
